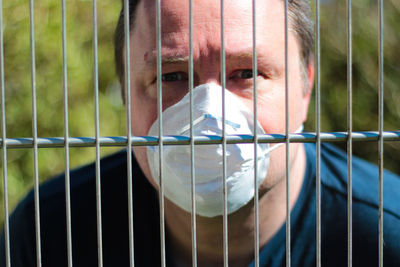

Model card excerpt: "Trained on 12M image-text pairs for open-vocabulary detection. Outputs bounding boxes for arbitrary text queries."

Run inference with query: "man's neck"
[164,144,307,266]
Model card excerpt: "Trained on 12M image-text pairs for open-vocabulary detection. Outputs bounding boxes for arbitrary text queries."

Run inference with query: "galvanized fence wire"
[284,0,291,266]
[155,0,167,266]
[219,0,229,266]
[346,0,353,266]
[0,0,10,266]
[123,0,135,265]
[188,0,198,266]
[92,0,104,265]
[378,0,384,265]
[0,0,399,267]
[61,0,73,265]
[29,0,42,265]
[0,132,400,149]
[252,0,260,266]
[314,0,322,266]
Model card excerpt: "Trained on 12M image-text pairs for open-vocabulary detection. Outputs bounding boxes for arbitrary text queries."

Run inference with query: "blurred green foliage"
[304,0,400,175]
[0,0,399,227]
[1,0,124,224]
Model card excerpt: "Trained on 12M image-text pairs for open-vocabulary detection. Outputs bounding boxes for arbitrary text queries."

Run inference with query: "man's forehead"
[133,0,289,68]
[135,0,285,41]
[138,0,280,30]
[140,0,190,23]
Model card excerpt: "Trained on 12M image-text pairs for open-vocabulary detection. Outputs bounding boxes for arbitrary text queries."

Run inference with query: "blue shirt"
[1,143,400,266]
[251,143,400,266]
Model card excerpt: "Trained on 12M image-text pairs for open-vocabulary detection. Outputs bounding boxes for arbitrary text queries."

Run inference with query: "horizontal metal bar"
[0,131,399,149]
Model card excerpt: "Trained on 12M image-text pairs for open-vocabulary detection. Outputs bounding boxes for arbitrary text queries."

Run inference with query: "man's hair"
[114,0,314,98]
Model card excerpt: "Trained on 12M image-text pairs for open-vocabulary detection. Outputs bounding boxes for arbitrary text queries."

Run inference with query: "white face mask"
[147,83,301,217]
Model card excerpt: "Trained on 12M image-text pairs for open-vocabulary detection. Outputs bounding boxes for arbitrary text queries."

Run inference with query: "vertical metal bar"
[314,0,321,266]
[123,0,135,265]
[188,0,197,266]
[0,0,10,265]
[61,0,73,265]
[377,0,384,266]
[29,0,42,265]
[92,0,103,265]
[346,0,353,266]
[283,0,291,266]
[155,1,166,266]
[252,0,259,266]
[220,0,228,266]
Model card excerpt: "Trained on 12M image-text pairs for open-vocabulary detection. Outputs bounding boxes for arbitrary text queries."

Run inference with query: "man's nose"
[195,68,221,87]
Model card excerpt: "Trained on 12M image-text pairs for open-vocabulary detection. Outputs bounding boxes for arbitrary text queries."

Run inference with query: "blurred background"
[0,0,399,225]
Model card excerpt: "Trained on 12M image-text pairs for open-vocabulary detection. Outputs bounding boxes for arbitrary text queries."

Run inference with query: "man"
[1,0,400,266]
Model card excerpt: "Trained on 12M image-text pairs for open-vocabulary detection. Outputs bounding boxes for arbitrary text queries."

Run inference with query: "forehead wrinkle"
[162,56,189,64]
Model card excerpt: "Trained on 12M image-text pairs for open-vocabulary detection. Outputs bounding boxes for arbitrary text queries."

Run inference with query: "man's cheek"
[131,101,158,136]
[133,146,159,190]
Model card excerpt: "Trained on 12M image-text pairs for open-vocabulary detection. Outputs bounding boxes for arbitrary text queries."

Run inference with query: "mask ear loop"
[263,124,304,155]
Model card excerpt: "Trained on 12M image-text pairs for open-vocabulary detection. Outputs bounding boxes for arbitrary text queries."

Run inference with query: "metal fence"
[0,0,400,266]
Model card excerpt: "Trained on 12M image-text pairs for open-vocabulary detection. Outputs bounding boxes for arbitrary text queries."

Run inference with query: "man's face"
[129,0,312,194]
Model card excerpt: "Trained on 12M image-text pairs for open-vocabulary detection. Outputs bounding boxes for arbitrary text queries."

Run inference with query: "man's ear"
[302,59,314,123]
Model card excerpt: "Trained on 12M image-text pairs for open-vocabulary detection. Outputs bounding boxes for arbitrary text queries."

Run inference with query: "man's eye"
[231,69,262,80]
[161,72,187,82]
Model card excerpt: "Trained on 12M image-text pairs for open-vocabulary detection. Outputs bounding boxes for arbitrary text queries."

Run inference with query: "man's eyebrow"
[144,52,189,67]
[161,56,189,64]
[225,51,266,62]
